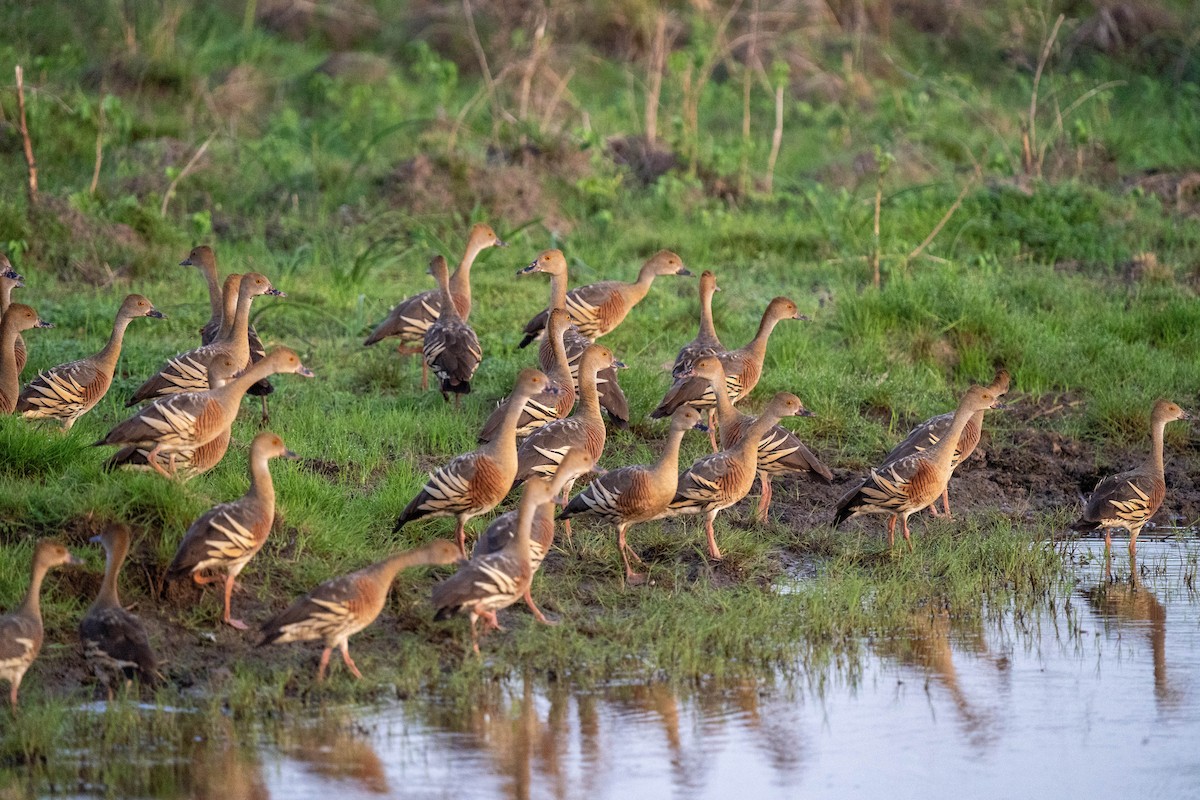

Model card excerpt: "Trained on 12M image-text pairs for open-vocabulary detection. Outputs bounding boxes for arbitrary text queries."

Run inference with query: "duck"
[833,384,1002,550]
[1,303,53,414]
[471,447,599,622]
[0,540,81,709]
[518,249,691,345]
[683,356,831,523]
[183,246,275,425]
[650,297,806,446]
[259,539,460,681]
[422,254,482,402]
[1070,399,1191,557]
[103,356,241,478]
[95,347,314,478]
[431,472,561,653]
[665,392,806,560]
[165,432,298,629]
[393,368,560,556]
[16,294,165,430]
[478,308,576,443]
[513,345,622,539]
[876,369,1011,517]
[79,523,160,693]
[127,272,284,405]
[559,405,704,584]
[0,256,25,374]
[517,250,630,427]
[364,223,505,390]
[671,269,723,379]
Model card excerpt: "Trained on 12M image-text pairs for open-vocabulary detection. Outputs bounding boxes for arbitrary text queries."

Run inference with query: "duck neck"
[705,372,738,429]
[0,318,22,406]
[548,327,572,385]
[215,359,276,404]
[20,559,50,620]
[698,283,718,342]
[930,403,979,472]
[376,544,440,585]
[744,312,781,360]
[436,272,460,321]
[95,313,134,371]
[654,426,689,478]
[625,265,657,305]
[480,391,530,463]
[225,287,256,345]
[95,540,128,610]
[449,240,483,317]
[247,450,276,509]
[201,264,222,321]
[578,359,604,422]
[547,271,568,312]
[216,283,239,340]
[740,411,782,458]
[0,282,13,314]
[508,490,543,565]
[1150,417,1168,477]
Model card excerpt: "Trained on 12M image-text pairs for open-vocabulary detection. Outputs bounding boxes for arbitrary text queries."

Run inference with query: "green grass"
[1,0,1199,791]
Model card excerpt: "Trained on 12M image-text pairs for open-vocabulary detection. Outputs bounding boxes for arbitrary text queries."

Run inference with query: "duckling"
[259,539,461,681]
[0,540,81,708]
[127,272,284,405]
[183,246,275,424]
[96,347,314,478]
[423,255,482,402]
[559,405,705,584]
[394,369,560,556]
[80,523,160,693]
[17,294,164,430]
[518,249,691,344]
[517,249,630,427]
[684,356,831,523]
[651,297,806,449]
[877,369,1011,517]
[0,256,25,373]
[665,393,806,560]
[1,303,53,414]
[431,473,561,653]
[471,447,600,622]
[1070,399,1191,557]
[834,385,1002,550]
[478,308,576,443]
[166,432,298,629]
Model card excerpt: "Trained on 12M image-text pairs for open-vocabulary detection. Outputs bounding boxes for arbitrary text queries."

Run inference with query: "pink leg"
[192,572,219,586]
[523,588,557,625]
[146,444,172,479]
[755,474,772,524]
[902,516,914,552]
[469,615,481,655]
[222,575,248,630]
[340,642,363,679]
[886,516,896,549]
[317,647,332,682]
[9,682,18,710]
[618,524,646,585]
[1129,526,1139,559]
[455,518,467,558]
[705,511,723,560]
[941,488,952,518]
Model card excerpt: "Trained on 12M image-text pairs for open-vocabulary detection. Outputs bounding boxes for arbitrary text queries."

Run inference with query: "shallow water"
[43,540,1200,799]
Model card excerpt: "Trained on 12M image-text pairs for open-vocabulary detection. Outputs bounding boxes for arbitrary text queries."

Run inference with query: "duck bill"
[148,309,166,319]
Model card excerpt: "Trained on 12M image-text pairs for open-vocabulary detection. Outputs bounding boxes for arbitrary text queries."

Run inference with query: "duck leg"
[755,474,772,524]
[317,647,333,681]
[221,575,248,630]
[259,396,270,427]
[1128,525,1140,559]
[469,615,481,655]
[340,641,363,679]
[454,518,468,558]
[523,589,557,625]
[9,683,18,710]
[145,444,172,479]
[705,510,723,560]
[617,523,646,585]
[940,488,952,518]
[902,515,914,552]
[886,516,897,549]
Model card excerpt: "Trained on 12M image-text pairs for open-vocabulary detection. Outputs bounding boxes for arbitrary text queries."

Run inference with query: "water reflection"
[1080,553,1183,712]
[29,541,1200,799]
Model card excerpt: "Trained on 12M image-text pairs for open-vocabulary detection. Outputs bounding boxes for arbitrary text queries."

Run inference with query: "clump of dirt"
[206,64,271,130]
[607,135,679,186]
[256,0,381,49]
[26,195,154,285]
[315,52,393,84]
[381,149,578,234]
[1069,2,1178,57]
[1126,170,1200,217]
